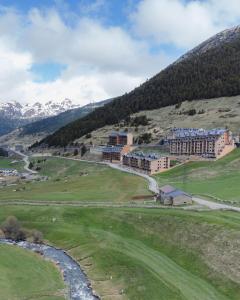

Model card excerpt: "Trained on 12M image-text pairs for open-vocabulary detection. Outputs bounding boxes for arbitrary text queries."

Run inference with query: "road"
[12,153,240,212]
[11,149,38,174]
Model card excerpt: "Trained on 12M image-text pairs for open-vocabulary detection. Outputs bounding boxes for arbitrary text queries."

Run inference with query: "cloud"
[0,5,171,104]
[132,0,240,49]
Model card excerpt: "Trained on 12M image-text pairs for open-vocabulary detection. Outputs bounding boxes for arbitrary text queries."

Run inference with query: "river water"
[0,239,99,300]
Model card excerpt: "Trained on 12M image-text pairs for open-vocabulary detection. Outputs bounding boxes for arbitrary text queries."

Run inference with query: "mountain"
[0,99,80,136]
[21,99,112,136]
[34,25,240,147]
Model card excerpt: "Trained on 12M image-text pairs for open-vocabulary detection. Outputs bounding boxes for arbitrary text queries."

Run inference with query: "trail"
[11,149,37,174]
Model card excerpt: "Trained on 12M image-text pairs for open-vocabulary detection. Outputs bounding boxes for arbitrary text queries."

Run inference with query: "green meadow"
[0,243,65,300]
[0,206,240,300]
[0,157,151,202]
[0,157,24,172]
[155,149,240,203]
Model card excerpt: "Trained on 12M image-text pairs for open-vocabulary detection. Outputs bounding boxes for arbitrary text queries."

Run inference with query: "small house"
[157,185,192,206]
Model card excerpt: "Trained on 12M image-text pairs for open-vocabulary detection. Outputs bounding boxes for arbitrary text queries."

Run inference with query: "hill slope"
[36,25,240,147]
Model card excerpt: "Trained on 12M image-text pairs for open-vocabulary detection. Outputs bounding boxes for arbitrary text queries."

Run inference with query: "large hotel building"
[123,152,170,175]
[168,128,234,158]
[102,131,133,162]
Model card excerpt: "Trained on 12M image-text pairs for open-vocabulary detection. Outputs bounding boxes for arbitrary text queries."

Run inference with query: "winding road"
[9,152,240,212]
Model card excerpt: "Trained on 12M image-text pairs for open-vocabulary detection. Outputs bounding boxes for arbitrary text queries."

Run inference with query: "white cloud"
[0,1,240,105]
[132,0,240,49]
[0,6,171,105]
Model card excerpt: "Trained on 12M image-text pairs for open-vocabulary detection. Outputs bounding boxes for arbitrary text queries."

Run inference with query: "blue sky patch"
[30,62,67,83]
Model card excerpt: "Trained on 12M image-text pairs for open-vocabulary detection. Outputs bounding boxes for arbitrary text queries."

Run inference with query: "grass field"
[155,149,240,203]
[0,157,24,172]
[0,157,151,202]
[0,243,65,300]
[0,205,239,299]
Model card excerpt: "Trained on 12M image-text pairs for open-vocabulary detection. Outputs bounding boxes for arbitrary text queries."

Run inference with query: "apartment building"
[122,152,170,175]
[109,132,133,146]
[102,145,131,162]
[168,128,234,158]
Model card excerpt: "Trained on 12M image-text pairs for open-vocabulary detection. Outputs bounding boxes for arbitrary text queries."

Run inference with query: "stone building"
[157,185,192,206]
[122,152,170,175]
[168,128,234,158]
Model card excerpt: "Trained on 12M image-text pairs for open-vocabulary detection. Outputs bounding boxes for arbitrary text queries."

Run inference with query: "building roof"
[159,185,176,193]
[109,131,130,137]
[124,152,166,161]
[102,145,124,153]
[165,189,190,198]
[170,128,227,139]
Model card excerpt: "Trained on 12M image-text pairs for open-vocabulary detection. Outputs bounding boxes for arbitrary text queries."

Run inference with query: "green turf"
[0,243,65,300]
[155,149,240,203]
[0,206,239,299]
[0,157,24,172]
[0,157,151,202]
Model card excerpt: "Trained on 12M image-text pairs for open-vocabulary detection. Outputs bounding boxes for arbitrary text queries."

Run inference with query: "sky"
[0,0,240,105]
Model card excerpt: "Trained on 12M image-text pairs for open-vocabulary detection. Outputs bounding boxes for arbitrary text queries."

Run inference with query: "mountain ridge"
[34,25,240,147]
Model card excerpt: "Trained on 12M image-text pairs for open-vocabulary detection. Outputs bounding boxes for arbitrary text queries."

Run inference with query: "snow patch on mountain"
[0,99,80,120]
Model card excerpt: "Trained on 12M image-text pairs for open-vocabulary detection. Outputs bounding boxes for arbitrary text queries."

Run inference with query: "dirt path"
[11,149,37,174]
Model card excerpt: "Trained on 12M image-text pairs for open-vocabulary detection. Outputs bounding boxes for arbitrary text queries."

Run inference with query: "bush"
[1,216,44,243]
[85,133,92,139]
[138,133,152,144]
[31,230,43,244]
[1,216,26,241]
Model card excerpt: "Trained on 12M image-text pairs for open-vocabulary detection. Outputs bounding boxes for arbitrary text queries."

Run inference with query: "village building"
[157,185,192,206]
[168,128,234,158]
[109,132,133,146]
[102,145,131,162]
[122,152,170,175]
[0,168,18,176]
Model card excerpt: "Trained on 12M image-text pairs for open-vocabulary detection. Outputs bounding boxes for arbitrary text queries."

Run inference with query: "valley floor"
[0,152,240,299]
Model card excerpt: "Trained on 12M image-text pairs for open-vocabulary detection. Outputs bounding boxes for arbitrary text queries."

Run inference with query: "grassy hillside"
[35,27,240,147]
[0,157,151,202]
[155,149,240,203]
[0,244,65,300]
[0,206,240,299]
[76,95,240,145]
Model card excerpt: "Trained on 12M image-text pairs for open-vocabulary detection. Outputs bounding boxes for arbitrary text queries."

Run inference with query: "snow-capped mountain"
[0,99,80,120]
[0,99,81,136]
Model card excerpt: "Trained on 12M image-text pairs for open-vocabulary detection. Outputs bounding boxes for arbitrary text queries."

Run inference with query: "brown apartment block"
[168,128,234,158]
[123,152,170,175]
[109,132,133,146]
[102,145,131,162]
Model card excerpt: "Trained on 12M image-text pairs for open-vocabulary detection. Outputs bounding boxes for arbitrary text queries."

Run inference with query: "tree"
[81,144,87,156]
[1,216,26,241]
[73,149,79,156]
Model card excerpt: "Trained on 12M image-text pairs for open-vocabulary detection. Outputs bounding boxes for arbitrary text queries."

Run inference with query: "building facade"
[109,132,133,146]
[102,145,130,162]
[168,128,234,158]
[122,152,170,174]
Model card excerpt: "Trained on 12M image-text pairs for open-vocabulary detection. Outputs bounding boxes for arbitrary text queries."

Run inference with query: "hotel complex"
[109,132,133,146]
[123,152,170,175]
[102,131,133,162]
[168,128,234,158]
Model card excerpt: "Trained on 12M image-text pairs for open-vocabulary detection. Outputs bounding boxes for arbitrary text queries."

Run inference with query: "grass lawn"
[0,157,24,172]
[0,205,239,299]
[155,149,240,203]
[0,243,65,300]
[0,157,151,202]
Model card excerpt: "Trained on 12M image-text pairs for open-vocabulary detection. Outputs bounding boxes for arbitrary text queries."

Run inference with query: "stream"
[0,239,99,300]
